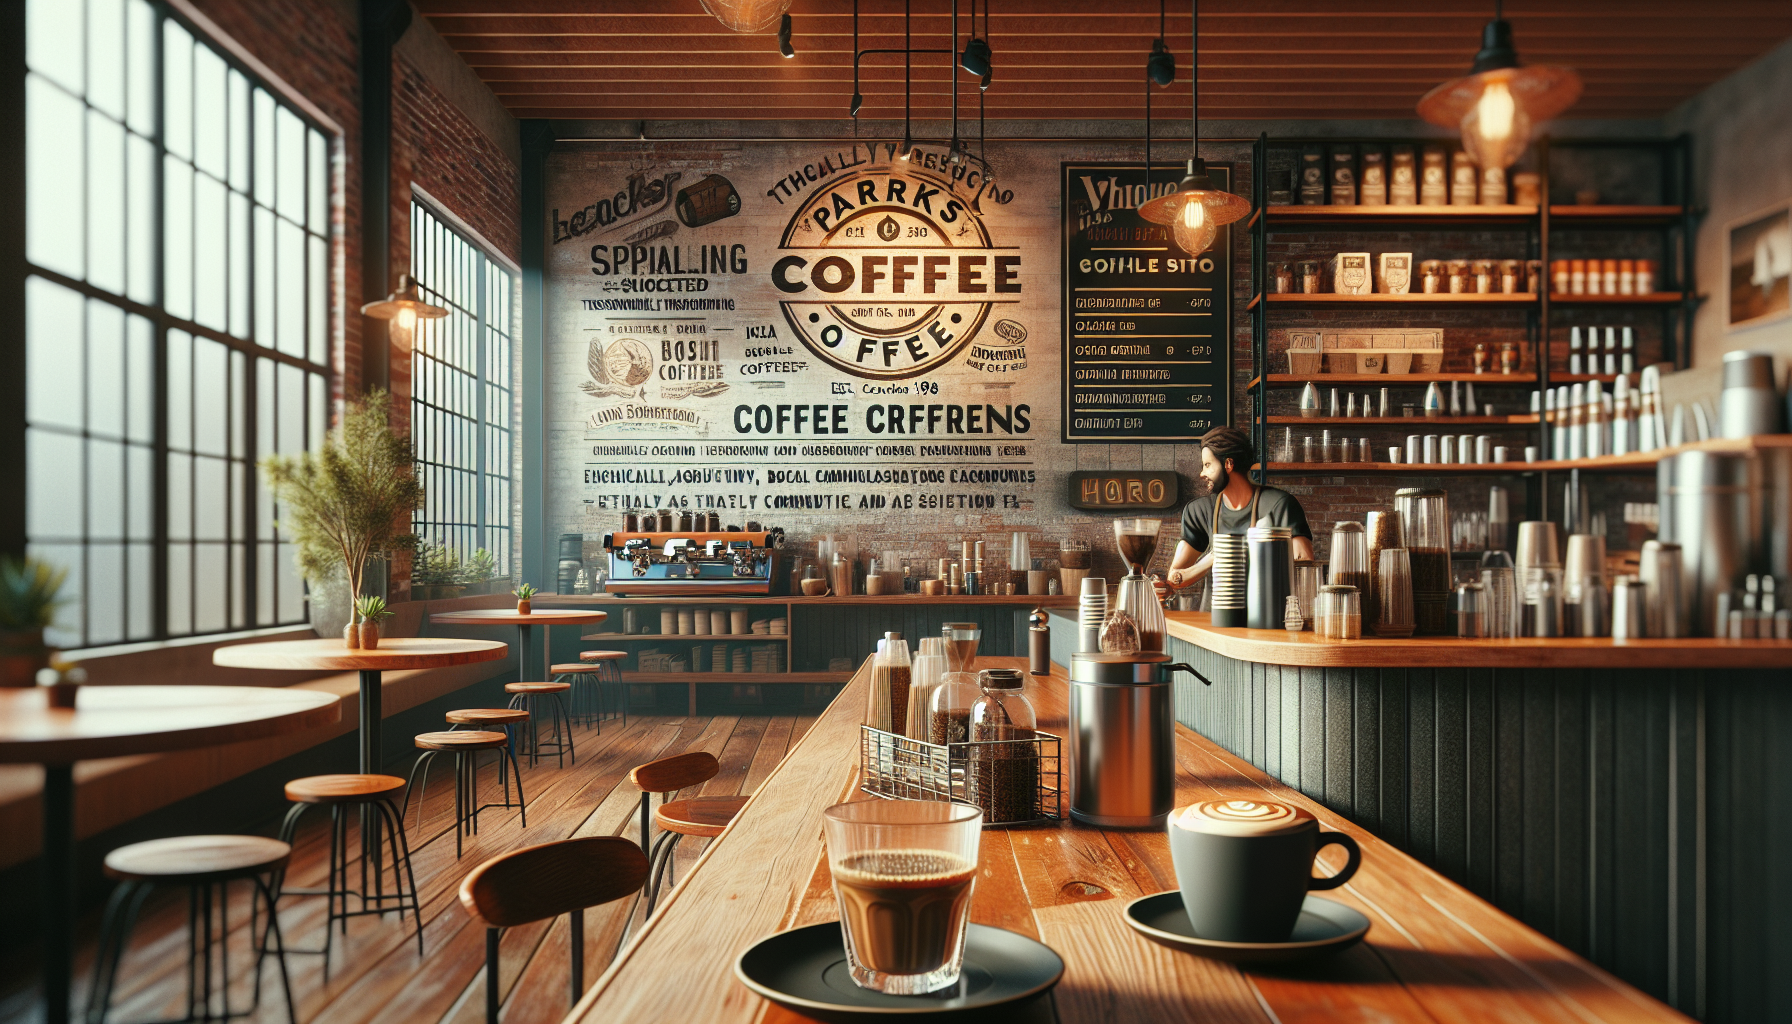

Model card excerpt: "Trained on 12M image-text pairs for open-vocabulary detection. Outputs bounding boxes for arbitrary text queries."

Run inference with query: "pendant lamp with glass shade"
[362,274,448,333]
[1136,0,1248,256]
[1417,1,1581,171]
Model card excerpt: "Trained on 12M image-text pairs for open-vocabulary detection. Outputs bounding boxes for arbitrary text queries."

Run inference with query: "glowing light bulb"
[1170,196,1218,255]
[1459,79,1532,171]
[397,306,416,332]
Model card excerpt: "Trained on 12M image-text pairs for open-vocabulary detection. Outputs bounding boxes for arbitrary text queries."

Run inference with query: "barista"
[1161,426,1314,604]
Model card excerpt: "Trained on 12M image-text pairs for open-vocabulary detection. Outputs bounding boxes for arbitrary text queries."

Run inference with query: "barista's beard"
[1206,466,1229,495]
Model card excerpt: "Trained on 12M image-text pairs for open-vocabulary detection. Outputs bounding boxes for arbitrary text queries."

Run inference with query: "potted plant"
[355,595,394,649]
[260,389,424,647]
[513,583,538,616]
[0,556,67,688]
[410,540,467,602]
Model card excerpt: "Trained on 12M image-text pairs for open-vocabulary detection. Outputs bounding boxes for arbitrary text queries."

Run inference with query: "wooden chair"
[87,835,296,1024]
[628,751,750,916]
[458,837,649,1024]
[276,775,422,966]
[504,681,575,767]
[400,731,525,858]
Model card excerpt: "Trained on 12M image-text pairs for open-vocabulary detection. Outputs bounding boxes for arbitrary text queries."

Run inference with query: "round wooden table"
[427,609,607,685]
[212,637,508,775]
[0,685,340,1024]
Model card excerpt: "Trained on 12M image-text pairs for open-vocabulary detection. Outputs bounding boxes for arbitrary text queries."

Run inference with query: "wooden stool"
[572,650,630,727]
[401,731,525,859]
[276,775,422,967]
[459,837,648,1024]
[88,835,296,1024]
[627,752,748,916]
[445,707,530,784]
[505,681,575,768]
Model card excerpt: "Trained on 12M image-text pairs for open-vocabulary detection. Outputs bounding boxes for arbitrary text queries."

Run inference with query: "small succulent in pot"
[354,595,394,650]
[0,557,68,687]
[512,584,538,616]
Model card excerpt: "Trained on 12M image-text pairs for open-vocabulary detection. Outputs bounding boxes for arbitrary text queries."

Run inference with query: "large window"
[409,200,514,576]
[25,0,334,648]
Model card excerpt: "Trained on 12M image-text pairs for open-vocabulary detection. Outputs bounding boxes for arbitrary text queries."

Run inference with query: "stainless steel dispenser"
[1068,652,1209,829]
[1659,451,1762,635]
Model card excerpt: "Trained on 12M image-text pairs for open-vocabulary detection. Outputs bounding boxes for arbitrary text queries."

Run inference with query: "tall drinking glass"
[823,800,983,994]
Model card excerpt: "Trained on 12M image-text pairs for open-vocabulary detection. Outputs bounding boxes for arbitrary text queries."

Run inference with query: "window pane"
[85,111,127,295]
[27,0,84,96]
[256,543,273,625]
[254,205,275,345]
[230,192,250,337]
[193,336,228,456]
[193,171,226,330]
[277,218,303,356]
[126,0,155,135]
[193,455,226,540]
[89,440,125,539]
[277,542,303,625]
[309,373,327,452]
[308,129,327,235]
[127,132,156,304]
[126,313,153,443]
[253,88,274,206]
[163,155,193,320]
[308,234,326,364]
[228,70,250,191]
[162,19,191,159]
[31,544,84,649]
[27,75,85,280]
[127,443,152,540]
[128,542,152,638]
[278,362,304,454]
[27,276,85,432]
[86,0,125,120]
[276,106,304,224]
[87,299,124,439]
[192,43,226,179]
[167,328,191,450]
[167,453,190,541]
[167,541,190,635]
[27,429,83,540]
[86,543,124,646]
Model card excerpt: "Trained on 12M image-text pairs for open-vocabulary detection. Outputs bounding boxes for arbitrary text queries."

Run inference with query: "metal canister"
[1068,653,1209,828]
[1246,525,1293,630]
[1660,451,1760,635]
[1639,540,1686,638]
[675,173,741,227]
[1612,576,1647,639]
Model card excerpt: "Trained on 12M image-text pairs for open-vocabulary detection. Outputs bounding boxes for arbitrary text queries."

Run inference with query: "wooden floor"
[0,710,817,1024]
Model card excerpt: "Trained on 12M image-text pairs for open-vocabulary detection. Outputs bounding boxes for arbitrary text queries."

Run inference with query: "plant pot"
[0,628,50,688]
[359,622,381,649]
[343,621,362,649]
[516,600,532,616]
[309,567,353,641]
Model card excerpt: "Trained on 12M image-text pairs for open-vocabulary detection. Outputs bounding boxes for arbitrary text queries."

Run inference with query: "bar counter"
[1154,611,1792,1018]
[565,656,1688,1023]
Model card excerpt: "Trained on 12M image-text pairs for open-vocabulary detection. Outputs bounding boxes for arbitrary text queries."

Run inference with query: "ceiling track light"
[1136,0,1248,256]
[1417,0,1581,171]
[777,12,794,58]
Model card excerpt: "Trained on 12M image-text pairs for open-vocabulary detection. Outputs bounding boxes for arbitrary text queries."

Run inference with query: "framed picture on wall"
[1728,202,1791,329]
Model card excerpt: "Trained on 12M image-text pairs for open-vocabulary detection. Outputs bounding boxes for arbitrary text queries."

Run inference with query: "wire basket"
[858,726,1062,826]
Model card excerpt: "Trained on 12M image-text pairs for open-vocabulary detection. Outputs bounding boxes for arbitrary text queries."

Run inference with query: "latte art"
[1173,798,1313,837]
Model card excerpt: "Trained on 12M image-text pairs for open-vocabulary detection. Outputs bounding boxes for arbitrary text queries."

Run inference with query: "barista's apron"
[1198,487,1260,612]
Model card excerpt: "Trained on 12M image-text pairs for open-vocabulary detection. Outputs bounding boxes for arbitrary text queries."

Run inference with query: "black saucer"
[734,922,1063,1019]
[1123,891,1371,964]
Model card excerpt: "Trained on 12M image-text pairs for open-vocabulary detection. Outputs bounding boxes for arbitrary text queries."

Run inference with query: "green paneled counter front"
[1125,611,1790,1024]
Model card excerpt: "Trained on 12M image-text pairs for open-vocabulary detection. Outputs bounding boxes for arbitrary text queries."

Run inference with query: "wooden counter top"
[565,657,1687,1024]
[1165,611,1792,669]
[538,592,1075,607]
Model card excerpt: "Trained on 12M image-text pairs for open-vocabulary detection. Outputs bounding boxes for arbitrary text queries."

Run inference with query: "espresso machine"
[602,521,789,596]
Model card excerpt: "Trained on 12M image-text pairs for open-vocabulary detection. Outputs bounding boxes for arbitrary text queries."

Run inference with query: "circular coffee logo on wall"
[770,165,1021,380]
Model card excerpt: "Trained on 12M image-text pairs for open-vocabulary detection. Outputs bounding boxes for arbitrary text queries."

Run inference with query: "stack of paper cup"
[1078,577,1108,653]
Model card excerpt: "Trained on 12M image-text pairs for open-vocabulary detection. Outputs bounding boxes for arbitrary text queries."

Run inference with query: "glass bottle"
[927,671,980,745]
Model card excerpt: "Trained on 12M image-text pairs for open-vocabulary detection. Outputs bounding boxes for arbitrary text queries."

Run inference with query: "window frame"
[18,0,341,651]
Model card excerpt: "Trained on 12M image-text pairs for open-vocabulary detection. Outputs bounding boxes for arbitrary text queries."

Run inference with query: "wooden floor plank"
[1,710,811,1024]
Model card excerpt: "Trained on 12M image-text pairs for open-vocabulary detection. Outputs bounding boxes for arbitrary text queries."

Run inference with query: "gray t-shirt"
[1179,485,1313,553]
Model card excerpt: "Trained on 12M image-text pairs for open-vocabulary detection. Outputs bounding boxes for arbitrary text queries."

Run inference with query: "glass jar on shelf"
[969,668,1040,823]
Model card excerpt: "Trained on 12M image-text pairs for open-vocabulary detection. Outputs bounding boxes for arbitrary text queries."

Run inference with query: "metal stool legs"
[506,692,576,768]
[400,743,527,858]
[276,798,422,965]
[86,872,295,1024]
[552,671,603,731]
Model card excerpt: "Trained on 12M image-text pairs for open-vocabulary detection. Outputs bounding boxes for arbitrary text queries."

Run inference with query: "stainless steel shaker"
[1718,350,1783,439]
[1068,652,1208,828]
[1659,451,1760,634]
[1611,576,1647,639]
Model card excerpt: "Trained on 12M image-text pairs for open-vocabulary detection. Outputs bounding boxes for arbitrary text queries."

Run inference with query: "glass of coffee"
[823,799,983,994]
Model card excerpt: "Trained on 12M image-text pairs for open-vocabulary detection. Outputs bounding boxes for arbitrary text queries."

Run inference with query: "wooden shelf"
[1550,373,1629,385]
[1266,292,1537,307]
[582,632,788,642]
[1261,372,1538,385]
[1550,292,1683,305]
[1263,434,1792,476]
[1263,203,1538,225]
[540,593,1074,607]
[621,671,851,685]
[1267,415,1538,426]
[1549,204,1684,226]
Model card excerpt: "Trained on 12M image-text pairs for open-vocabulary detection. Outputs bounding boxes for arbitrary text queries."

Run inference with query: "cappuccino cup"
[1168,798,1361,943]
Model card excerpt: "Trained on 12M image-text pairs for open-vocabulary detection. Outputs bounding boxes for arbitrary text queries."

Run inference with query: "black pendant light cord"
[1190,0,1199,164]
[904,0,912,143]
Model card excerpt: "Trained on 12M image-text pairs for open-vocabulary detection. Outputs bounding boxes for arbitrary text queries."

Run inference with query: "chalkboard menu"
[1060,163,1233,443]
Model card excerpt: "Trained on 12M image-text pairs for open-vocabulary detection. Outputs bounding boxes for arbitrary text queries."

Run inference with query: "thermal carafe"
[1659,451,1760,635]
[1068,652,1208,828]
[1246,524,1293,629]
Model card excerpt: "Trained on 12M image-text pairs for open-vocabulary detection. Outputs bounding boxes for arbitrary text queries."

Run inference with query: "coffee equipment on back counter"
[603,515,789,595]
[1068,652,1210,829]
